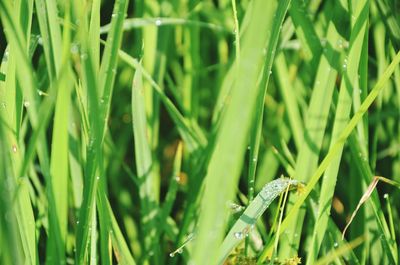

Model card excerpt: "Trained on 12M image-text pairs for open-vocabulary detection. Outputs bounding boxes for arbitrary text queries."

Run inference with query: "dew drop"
[80,53,88,60]
[76,220,80,224]
[169,253,175,257]
[334,242,338,248]
[71,44,79,54]
[12,145,17,153]
[252,157,257,162]
[23,101,30,107]
[111,13,117,18]
[174,175,181,182]
[177,248,183,254]
[1,102,6,108]
[234,232,243,239]
[96,176,100,180]
[384,193,389,199]
[155,19,162,26]
[269,70,272,75]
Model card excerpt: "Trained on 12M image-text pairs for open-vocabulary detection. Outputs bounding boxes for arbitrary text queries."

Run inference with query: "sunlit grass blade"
[218,178,301,264]
[306,1,370,263]
[131,62,159,261]
[191,0,285,263]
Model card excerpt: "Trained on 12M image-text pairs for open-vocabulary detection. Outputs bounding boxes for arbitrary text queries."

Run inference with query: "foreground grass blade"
[191,0,283,263]
[218,178,301,264]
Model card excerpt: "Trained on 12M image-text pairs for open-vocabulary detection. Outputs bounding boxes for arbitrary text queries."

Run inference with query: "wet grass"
[0,0,400,264]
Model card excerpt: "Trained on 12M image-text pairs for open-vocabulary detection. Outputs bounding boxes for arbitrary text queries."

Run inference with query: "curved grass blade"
[218,178,301,264]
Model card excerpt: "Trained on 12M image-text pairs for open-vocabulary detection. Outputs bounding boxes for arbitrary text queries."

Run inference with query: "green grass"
[1,0,400,264]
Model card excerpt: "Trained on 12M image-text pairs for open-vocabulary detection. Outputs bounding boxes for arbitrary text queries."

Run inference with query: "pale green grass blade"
[99,17,227,34]
[307,1,370,263]
[218,178,301,264]
[273,53,304,150]
[191,0,284,263]
[131,63,159,261]
[247,0,291,203]
[89,0,101,70]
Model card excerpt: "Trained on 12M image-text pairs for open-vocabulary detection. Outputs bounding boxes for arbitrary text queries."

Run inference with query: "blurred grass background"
[0,0,400,264]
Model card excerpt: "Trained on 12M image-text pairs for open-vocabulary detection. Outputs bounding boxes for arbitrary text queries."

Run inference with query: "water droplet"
[169,253,175,257]
[155,19,162,26]
[80,53,88,60]
[334,242,338,248]
[316,80,321,86]
[359,89,362,94]
[337,39,343,48]
[252,157,257,162]
[1,102,6,108]
[23,101,30,107]
[320,38,327,47]
[71,44,79,54]
[384,193,389,199]
[111,13,117,18]
[234,232,243,239]
[177,248,183,254]
[100,98,105,104]
[96,176,100,180]
[12,145,17,153]
[269,70,272,75]
[76,220,80,224]
[174,175,180,182]
[342,63,347,70]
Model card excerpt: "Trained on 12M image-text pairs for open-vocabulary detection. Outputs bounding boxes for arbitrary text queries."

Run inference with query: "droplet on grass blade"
[233,232,243,239]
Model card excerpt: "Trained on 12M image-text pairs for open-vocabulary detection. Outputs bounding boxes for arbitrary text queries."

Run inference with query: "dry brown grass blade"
[342,176,400,239]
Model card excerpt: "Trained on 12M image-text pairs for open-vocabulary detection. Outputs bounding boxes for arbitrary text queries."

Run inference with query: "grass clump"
[1,0,400,264]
